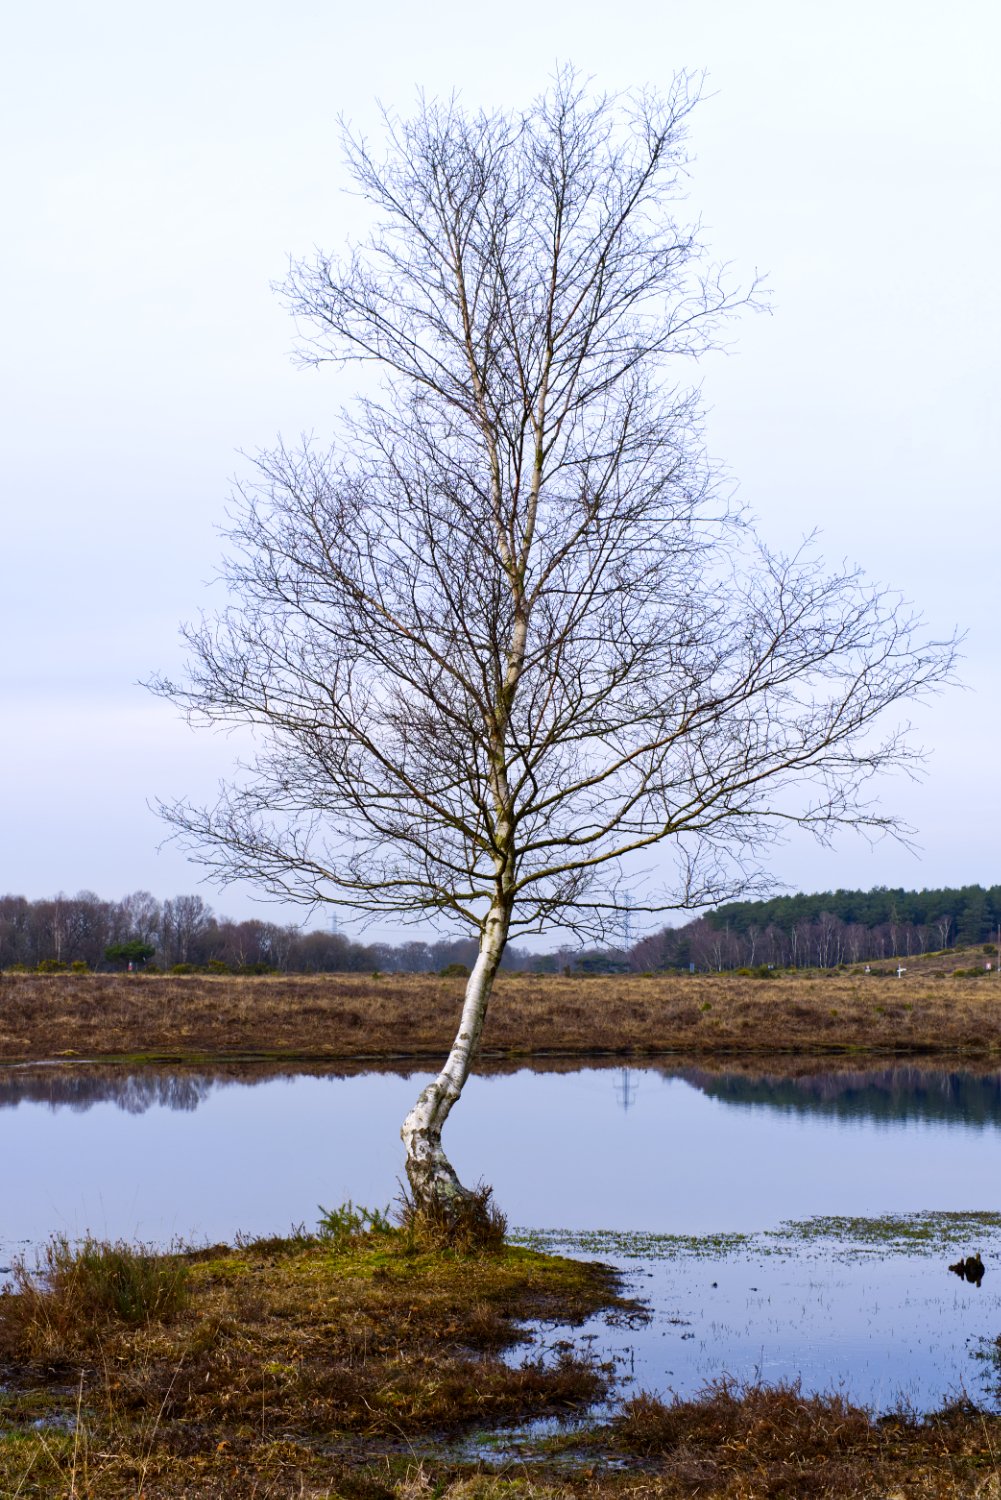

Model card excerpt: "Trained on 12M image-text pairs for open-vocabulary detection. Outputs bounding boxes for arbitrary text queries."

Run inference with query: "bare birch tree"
[153,70,956,1221]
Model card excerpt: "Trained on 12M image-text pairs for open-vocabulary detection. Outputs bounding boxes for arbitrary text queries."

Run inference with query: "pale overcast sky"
[2,0,998,937]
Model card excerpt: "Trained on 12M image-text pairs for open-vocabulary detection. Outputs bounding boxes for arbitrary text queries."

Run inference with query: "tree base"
[398,1179,508,1252]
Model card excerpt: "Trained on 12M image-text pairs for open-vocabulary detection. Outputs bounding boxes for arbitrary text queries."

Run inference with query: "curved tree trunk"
[401,904,509,1211]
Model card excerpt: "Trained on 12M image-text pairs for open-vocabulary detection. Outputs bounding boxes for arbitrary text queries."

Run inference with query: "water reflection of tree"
[2,1058,999,1127]
[0,1069,215,1114]
[0,1061,425,1114]
[677,1066,1001,1128]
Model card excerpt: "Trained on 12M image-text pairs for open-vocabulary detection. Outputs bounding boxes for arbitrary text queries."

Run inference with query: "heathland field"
[1,956,999,1063]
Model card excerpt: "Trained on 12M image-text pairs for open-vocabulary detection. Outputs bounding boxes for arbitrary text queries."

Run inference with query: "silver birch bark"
[400,904,509,1206]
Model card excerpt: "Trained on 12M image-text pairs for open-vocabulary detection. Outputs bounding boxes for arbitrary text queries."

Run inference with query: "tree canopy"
[153,70,957,1219]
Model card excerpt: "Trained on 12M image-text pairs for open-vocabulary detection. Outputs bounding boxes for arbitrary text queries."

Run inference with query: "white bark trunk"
[401,906,508,1209]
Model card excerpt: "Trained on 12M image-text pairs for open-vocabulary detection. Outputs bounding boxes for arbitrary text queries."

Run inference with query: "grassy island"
[0,1216,624,1497]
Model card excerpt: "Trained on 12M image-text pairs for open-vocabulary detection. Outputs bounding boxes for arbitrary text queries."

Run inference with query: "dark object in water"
[948,1254,985,1287]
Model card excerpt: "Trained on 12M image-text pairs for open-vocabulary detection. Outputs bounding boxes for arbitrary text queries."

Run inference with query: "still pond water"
[3,1060,1001,1415]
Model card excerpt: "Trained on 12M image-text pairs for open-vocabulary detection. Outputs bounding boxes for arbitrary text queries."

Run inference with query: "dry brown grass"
[2,1236,189,1359]
[1,963,1000,1064]
[599,1382,1001,1498]
[0,1226,625,1498]
[396,1182,509,1253]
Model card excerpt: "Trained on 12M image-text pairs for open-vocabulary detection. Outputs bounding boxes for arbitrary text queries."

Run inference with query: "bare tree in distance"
[152,69,957,1224]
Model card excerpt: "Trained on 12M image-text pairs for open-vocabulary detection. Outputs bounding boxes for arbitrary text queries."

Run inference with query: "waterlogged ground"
[3,1059,1000,1414]
[513,1213,1001,1417]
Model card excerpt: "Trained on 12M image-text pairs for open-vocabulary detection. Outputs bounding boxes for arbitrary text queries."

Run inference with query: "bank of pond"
[4,966,1001,1063]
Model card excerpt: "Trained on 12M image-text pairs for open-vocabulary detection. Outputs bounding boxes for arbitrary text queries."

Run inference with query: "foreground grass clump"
[398,1183,509,1253]
[2,1235,188,1356]
[611,1382,880,1489]
[0,1216,625,1497]
[591,1380,1001,1497]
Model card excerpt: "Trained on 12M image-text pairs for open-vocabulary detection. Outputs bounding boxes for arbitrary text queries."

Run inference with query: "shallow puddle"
[515,1214,1001,1415]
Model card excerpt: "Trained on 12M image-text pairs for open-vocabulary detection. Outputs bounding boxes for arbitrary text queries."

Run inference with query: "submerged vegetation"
[515,1210,1001,1266]
[512,1228,753,1261]
[773,1211,1001,1254]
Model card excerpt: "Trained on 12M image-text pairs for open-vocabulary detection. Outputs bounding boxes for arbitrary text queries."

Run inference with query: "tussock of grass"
[393,1471,571,1498]
[398,1182,509,1253]
[599,1379,1001,1496]
[614,1380,875,1462]
[0,1235,188,1357]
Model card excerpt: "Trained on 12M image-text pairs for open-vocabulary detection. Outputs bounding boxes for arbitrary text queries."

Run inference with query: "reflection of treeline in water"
[680,1066,1001,1128]
[3,1062,1001,1124]
[0,1058,655,1113]
[0,1069,216,1114]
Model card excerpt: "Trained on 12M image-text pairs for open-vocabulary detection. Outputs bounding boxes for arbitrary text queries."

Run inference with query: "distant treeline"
[712,886,1001,945]
[2,884,999,976]
[620,884,1001,974]
[0,890,520,974]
